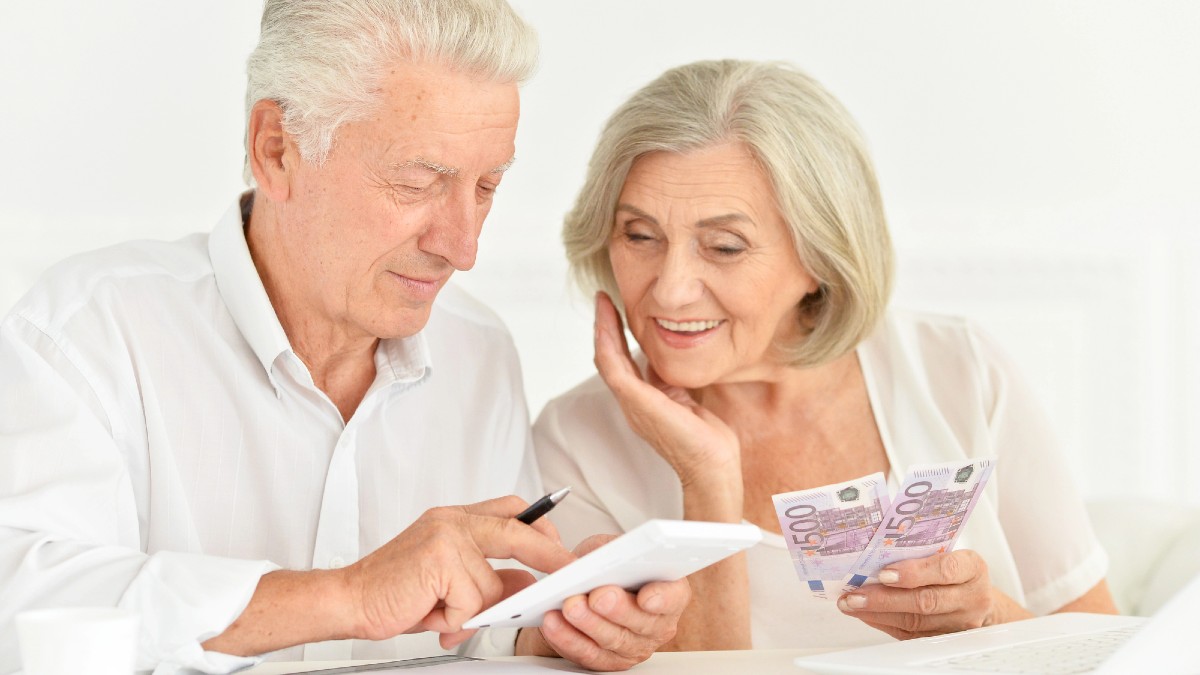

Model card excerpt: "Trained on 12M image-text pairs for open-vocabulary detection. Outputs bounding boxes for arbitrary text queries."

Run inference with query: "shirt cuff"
[118,551,280,674]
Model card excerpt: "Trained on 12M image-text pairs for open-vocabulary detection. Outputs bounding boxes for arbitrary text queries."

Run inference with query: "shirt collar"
[373,331,433,392]
[209,192,292,378]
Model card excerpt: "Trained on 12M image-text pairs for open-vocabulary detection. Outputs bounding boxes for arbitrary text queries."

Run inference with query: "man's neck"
[246,195,378,422]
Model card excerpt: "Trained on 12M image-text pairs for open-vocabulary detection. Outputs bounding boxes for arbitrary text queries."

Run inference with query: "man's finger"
[540,607,636,672]
[564,591,656,660]
[574,533,617,557]
[430,569,533,644]
[636,579,690,618]
[496,568,538,600]
[585,585,678,642]
[469,515,576,574]
[459,496,563,548]
[429,549,503,632]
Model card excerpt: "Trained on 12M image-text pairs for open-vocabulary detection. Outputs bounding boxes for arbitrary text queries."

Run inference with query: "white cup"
[16,607,140,675]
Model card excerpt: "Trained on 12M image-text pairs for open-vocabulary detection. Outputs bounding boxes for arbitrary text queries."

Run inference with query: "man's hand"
[346,496,577,646]
[514,534,691,671]
[203,495,576,657]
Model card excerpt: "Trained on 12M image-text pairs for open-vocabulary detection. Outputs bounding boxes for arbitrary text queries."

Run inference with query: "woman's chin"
[646,360,719,391]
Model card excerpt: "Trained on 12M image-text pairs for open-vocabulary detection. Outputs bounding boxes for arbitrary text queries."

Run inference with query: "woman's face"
[608,141,820,389]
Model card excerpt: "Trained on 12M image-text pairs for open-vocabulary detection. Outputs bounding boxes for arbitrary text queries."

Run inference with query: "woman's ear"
[247,99,293,202]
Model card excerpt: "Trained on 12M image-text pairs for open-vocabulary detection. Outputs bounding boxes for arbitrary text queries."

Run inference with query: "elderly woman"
[533,60,1117,651]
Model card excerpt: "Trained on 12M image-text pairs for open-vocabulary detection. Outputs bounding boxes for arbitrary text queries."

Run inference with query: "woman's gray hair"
[563,60,893,368]
[243,0,537,185]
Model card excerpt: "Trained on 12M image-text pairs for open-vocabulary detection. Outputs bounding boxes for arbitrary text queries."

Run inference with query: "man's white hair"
[243,0,537,185]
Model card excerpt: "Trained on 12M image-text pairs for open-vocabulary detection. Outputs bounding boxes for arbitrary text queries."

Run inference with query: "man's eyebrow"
[490,155,517,175]
[388,158,459,178]
[386,155,516,178]
[615,204,753,229]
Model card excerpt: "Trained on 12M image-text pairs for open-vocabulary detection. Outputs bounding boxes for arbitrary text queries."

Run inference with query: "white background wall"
[2,1,1197,505]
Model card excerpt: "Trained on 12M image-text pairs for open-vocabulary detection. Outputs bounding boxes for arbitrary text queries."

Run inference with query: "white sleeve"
[967,323,1108,615]
[0,315,278,675]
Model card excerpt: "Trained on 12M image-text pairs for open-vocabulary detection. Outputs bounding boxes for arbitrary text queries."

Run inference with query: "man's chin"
[366,306,435,340]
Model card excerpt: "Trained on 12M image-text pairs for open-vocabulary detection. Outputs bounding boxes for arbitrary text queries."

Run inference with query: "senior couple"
[0,0,1116,673]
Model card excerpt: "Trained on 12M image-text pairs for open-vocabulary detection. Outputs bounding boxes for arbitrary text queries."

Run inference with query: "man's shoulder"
[9,234,213,331]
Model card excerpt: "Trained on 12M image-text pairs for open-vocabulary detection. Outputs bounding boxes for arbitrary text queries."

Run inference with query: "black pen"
[516,486,571,525]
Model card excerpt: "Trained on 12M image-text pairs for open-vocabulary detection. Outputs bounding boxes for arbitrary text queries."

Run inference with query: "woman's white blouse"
[533,310,1108,649]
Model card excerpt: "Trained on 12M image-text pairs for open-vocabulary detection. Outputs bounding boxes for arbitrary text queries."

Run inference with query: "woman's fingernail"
[879,570,900,584]
[838,595,867,611]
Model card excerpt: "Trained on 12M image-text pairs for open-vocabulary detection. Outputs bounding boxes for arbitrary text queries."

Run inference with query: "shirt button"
[329,556,346,569]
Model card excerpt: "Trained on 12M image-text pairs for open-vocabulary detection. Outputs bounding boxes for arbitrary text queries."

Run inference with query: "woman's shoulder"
[861,308,1013,419]
[864,308,999,373]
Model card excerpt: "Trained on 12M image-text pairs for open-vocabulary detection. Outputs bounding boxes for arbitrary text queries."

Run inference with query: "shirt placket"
[302,403,367,660]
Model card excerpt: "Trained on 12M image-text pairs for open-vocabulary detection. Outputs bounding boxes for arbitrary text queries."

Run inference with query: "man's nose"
[650,245,704,309]
[421,188,480,271]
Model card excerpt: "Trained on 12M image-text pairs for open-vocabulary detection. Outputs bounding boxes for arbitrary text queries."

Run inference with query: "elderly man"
[0,1,688,673]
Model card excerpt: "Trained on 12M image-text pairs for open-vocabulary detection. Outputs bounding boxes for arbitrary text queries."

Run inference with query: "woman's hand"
[835,550,1031,639]
[592,292,741,496]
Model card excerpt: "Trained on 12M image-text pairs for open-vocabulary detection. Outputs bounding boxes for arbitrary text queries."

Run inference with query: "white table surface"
[243,649,834,675]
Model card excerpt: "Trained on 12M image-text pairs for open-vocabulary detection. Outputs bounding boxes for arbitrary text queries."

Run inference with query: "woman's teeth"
[655,318,721,333]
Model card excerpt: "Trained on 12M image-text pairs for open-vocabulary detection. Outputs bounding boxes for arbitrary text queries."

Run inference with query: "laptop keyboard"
[924,625,1142,673]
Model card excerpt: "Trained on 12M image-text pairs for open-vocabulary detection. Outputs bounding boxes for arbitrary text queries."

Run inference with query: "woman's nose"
[650,246,704,309]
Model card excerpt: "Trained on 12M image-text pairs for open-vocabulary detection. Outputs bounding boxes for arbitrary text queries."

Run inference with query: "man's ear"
[248,99,293,201]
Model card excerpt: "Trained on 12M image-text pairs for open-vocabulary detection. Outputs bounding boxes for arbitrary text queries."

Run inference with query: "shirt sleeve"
[966,322,1108,615]
[0,314,278,674]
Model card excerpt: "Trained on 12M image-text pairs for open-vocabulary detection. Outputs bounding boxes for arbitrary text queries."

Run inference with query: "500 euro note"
[772,473,890,599]
[843,458,995,591]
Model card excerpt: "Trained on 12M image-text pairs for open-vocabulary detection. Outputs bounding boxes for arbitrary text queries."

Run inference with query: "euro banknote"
[772,473,891,599]
[843,458,995,591]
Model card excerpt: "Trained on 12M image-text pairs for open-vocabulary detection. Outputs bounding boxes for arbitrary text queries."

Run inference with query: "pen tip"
[550,486,571,503]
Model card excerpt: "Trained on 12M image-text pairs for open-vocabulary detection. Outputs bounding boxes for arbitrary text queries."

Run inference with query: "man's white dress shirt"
[535,310,1108,649]
[0,196,538,674]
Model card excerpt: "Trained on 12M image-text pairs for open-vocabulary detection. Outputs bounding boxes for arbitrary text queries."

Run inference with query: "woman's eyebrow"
[616,203,752,229]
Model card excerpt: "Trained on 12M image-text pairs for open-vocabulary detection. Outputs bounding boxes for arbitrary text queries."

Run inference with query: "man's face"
[278,61,520,340]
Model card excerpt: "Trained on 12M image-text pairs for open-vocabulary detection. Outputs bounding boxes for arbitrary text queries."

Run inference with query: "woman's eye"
[711,245,745,256]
